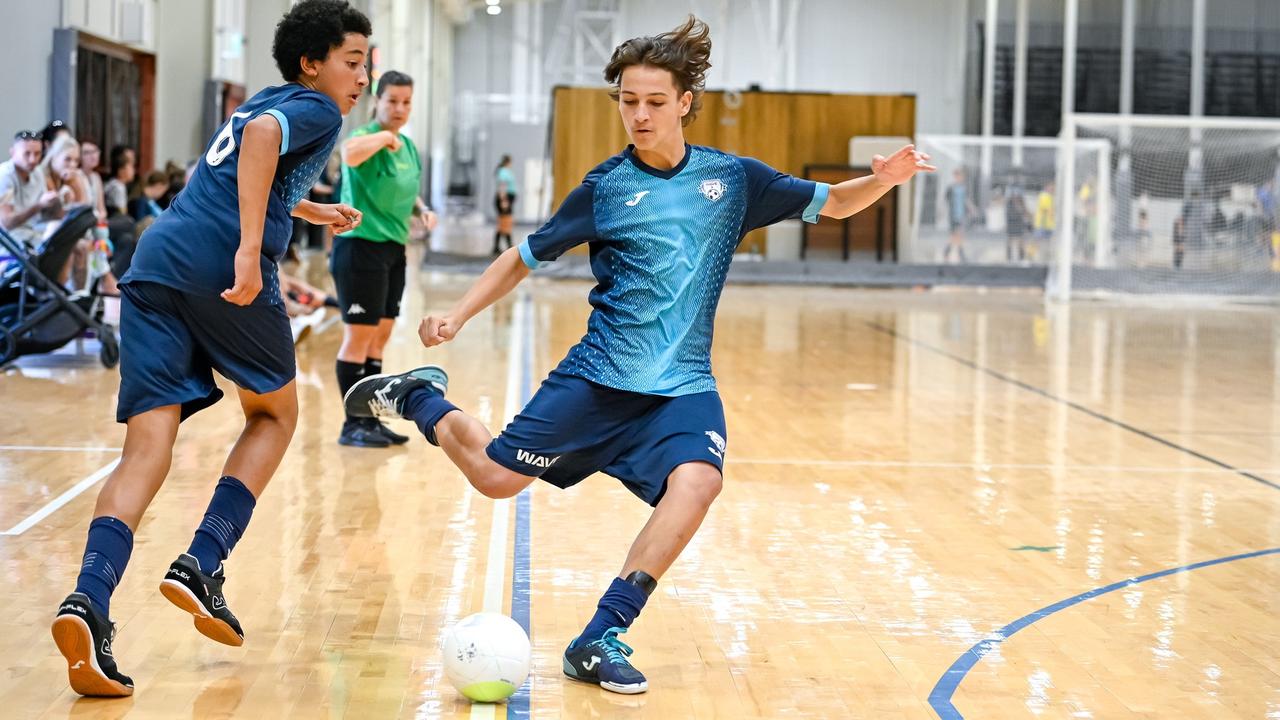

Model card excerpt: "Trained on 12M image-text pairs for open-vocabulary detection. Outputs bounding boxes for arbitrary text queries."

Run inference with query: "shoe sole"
[158,579,244,647]
[50,615,133,697]
[562,668,648,695]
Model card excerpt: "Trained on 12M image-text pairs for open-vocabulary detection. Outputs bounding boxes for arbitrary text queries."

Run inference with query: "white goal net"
[910,134,1108,267]
[1057,114,1280,302]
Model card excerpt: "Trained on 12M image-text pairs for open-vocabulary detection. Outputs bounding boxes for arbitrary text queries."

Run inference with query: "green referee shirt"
[339,121,421,244]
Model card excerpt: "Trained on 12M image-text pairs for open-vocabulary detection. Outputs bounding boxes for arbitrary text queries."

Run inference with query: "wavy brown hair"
[603,15,712,127]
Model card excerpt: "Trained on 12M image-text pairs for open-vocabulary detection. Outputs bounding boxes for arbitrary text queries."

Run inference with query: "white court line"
[0,445,122,453]
[729,458,1280,474]
[1,457,120,536]
[471,291,528,720]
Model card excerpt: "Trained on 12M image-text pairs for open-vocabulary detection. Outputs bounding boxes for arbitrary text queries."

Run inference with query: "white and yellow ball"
[442,612,531,702]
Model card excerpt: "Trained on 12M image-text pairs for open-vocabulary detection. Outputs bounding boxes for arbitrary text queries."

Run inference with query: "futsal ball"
[442,612,531,702]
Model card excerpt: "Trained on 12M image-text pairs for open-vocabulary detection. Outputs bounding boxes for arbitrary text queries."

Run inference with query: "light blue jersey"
[496,166,518,195]
[520,144,828,396]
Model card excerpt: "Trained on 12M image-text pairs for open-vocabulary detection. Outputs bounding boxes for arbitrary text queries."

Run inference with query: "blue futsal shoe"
[343,365,449,444]
[562,626,648,694]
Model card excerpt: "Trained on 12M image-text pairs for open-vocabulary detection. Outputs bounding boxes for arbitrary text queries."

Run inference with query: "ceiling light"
[486,4,501,14]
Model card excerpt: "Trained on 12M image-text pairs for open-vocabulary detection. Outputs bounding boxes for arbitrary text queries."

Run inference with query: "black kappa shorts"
[329,235,407,325]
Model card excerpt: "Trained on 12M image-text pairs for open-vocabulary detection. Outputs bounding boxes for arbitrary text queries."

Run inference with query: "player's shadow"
[191,675,246,718]
[563,679,648,716]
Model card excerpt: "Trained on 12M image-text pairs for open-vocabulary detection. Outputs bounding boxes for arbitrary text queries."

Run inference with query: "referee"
[331,70,436,447]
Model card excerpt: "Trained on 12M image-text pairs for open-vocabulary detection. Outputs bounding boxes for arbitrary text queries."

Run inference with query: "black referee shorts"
[329,235,407,325]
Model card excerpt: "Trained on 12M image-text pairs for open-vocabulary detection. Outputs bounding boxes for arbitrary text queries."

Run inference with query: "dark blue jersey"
[123,84,341,305]
[519,144,828,395]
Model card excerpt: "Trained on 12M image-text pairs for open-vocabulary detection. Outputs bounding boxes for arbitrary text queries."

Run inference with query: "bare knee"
[244,394,298,434]
[340,324,378,359]
[468,466,532,500]
[668,463,723,508]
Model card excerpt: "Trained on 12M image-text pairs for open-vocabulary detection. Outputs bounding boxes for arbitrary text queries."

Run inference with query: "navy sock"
[404,387,459,445]
[336,359,365,423]
[576,577,649,646]
[74,516,134,616]
[364,358,383,378]
[187,476,257,573]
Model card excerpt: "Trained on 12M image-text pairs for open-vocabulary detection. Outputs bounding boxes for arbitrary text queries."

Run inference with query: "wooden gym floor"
[2,248,1278,718]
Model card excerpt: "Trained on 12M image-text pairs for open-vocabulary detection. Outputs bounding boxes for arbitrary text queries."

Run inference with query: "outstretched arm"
[419,247,530,347]
[820,144,935,219]
[341,130,399,167]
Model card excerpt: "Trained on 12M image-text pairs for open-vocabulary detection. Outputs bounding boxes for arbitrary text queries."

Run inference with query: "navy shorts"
[116,281,295,423]
[486,371,727,506]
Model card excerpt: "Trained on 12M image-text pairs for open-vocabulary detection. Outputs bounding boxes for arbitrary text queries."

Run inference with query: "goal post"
[1056,112,1280,303]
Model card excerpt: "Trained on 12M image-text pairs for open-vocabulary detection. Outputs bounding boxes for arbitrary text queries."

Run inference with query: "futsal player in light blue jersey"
[347,15,935,694]
[51,0,370,697]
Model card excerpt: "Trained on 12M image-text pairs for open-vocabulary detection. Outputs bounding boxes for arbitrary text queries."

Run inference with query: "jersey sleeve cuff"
[802,182,830,224]
[517,240,542,269]
[262,109,290,155]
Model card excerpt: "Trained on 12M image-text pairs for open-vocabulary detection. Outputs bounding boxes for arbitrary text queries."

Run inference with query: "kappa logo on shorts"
[347,303,367,315]
[515,449,560,469]
[705,430,726,460]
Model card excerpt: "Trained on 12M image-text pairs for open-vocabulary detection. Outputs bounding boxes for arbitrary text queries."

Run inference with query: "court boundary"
[927,547,1280,719]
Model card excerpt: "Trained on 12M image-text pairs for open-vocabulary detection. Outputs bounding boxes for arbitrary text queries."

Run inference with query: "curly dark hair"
[272,0,372,83]
[603,15,712,127]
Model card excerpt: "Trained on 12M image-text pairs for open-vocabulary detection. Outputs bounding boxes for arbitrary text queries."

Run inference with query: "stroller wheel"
[0,324,13,366]
[98,328,120,369]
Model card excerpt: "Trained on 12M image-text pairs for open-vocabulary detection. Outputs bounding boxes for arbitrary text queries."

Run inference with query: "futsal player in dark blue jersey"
[347,16,934,694]
[50,0,371,697]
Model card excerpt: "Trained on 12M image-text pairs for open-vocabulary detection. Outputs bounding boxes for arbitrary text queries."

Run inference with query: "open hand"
[872,144,936,186]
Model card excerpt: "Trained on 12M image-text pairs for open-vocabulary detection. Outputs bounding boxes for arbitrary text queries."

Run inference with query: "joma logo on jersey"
[515,449,560,468]
[700,179,725,201]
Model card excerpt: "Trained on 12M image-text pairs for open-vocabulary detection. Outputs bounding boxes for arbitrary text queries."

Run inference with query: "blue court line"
[928,547,1280,719]
[865,321,1280,492]
[508,293,535,718]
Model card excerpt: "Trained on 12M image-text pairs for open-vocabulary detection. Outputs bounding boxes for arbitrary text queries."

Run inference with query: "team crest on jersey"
[700,179,725,201]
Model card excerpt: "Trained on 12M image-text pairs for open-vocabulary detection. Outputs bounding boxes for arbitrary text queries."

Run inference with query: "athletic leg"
[160,381,298,646]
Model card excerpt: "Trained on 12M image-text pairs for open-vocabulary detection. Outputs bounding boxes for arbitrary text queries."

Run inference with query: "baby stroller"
[0,205,119,367]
